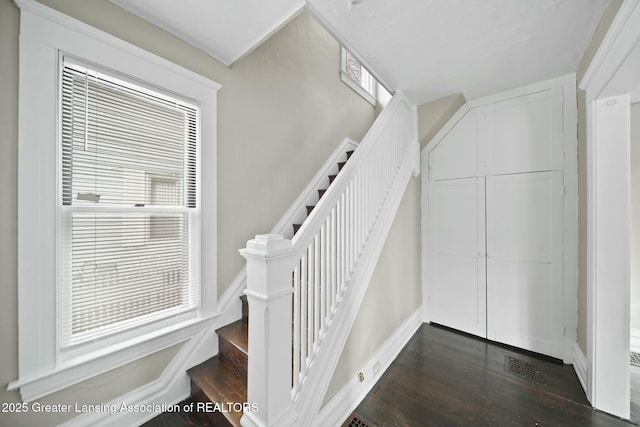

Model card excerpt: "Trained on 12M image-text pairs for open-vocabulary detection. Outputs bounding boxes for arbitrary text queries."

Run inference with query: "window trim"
[10,0,221,402]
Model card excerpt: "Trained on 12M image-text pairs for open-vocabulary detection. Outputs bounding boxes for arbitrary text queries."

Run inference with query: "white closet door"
[486,171,564,358]
[485,89,564,175]
[429,178,486,338]
[429,110,478,180]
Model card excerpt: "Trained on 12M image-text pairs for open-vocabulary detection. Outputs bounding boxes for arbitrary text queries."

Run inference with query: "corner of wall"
[417,93,467,149]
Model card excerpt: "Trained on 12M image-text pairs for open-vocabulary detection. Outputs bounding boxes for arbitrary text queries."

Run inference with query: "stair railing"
[240,93,418,427]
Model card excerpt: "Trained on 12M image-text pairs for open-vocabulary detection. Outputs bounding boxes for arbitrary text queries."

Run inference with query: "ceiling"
[109,0,304,66]
[110,0,609,105]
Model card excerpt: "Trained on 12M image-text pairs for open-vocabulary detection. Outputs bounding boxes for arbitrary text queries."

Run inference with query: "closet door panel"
[429,178,486,338]
[486,171,564,358]
[429,111,478,180]
[486,89,563,175]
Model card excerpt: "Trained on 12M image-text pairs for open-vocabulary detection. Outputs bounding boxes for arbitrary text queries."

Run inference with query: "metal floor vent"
[631,352,640,367]
[504,355,546,384]
[348,417,370,427]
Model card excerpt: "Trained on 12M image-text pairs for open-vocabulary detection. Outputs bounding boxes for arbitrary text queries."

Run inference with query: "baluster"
[330,207,336,312]
[292,263,300,394]
[356,173,360,256]
[365,160,370,236]
[345,186,350,279]
[300,249,309,376]
[336,197,340,295]
[320,222,326,331]
[351,180,356,270]
[360,170,365,246]
[309,242,315,355]
[314,234,320,346]
[340,194,346,292]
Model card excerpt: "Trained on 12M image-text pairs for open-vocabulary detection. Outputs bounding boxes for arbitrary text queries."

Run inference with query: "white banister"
[241,93,419,426]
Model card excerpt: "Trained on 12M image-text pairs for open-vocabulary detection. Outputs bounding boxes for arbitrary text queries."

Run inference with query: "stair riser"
[241,295,248,321]
[220,336,248,378]
[191,383,241,427]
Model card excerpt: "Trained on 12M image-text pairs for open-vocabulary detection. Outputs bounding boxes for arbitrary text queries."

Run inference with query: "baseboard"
[61,317,221,426]
[313,307,423,427]
[630,329,640,353]
[572,342,589,401]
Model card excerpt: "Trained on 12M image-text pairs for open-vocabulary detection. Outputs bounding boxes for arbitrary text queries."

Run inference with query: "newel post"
[239,234,298,427]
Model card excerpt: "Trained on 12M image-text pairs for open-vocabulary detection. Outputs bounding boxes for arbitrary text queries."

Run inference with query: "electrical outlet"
[372,361,381,375]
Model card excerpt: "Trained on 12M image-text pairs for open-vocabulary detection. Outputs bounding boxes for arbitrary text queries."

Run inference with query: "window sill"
[341,72,377,106]
[7,313,219,402]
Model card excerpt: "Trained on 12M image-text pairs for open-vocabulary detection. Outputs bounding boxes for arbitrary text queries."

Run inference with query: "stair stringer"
[294,140,420,426]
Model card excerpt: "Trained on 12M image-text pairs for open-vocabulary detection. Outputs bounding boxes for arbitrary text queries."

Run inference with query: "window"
[59,59,199,348]
[12,0,220,402]
[341,47,378,105]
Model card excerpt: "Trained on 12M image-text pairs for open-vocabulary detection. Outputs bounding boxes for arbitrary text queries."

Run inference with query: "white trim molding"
[573,342,589,400]
[60,321,220,427]
[11,0,220,402]
[314,308,423,427]
[577,0,640,418]
[578,0,640,101]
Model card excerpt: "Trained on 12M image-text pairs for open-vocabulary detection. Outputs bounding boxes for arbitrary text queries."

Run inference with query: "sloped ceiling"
[109,0,609,104]
[109,0,304,66]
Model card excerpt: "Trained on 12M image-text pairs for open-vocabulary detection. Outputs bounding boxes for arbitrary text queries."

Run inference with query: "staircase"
[187,295,248,426]
[187,148,357,426]
[188,93,417,427]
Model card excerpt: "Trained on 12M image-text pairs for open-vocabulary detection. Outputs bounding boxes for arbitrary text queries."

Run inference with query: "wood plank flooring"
[343,324,631,427]
[146,323,633,426]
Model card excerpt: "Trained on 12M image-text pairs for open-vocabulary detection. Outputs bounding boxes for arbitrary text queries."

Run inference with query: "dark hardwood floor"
[343,323,631,427]
[631,364,640,424]
[145,323,633,427]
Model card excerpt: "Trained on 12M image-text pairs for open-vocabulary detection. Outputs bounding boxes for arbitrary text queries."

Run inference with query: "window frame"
[10,0,220,402]
[57,57,200,356]
[340,47,377,106]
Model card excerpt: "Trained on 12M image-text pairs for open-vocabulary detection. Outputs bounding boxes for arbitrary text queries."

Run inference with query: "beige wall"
[0,0,376,424]
[418,93,466,148]
[575,0,623,353]
[631,102,640,332]
[324,177,422,402]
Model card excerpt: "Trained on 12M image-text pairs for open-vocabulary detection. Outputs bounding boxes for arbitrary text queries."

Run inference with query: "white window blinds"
[59,58,199,347]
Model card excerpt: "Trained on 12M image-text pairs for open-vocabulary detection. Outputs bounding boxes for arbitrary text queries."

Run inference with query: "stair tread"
[217,319,248,355]
[188,356,246,426]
